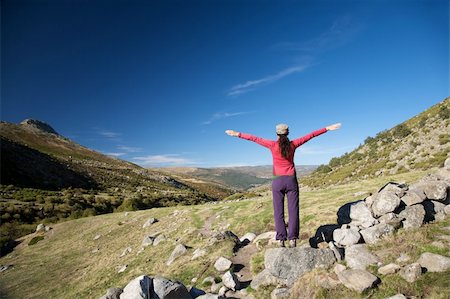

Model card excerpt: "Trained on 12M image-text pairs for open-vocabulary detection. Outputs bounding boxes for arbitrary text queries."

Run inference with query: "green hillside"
[303,98,450,188]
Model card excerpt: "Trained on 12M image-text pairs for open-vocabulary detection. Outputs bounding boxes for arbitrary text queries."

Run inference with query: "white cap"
[276,123,289,135]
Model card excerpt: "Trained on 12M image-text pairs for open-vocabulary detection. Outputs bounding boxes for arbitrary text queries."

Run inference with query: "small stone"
[117,265,127,273]
[378,263,401,275]
[166,244,187,266]
[385,294,407,299]
[214,257,233,272]
[0,265,13,273]
[218,286,228,297]
[396,253,411,264]
[240,232,257,243]
[119,247,132,257]
[191,248,207,260]
[222,271,240,291]
[253,231,276,243]
[36,224,45,232]
[153,234,166,246]
[142,217,158,228]
[141,235,154,247]
[93,234,102,240]
[399,263,422,282]
[337,269,379,293]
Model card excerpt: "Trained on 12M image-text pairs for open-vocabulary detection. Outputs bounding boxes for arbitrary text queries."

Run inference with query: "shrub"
[438,105,450,120]
[28,236,45,246]
[393,124,412,138]
[315,164,332,174]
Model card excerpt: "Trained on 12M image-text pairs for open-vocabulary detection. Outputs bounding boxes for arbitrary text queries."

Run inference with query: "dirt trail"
[231,242,258,283]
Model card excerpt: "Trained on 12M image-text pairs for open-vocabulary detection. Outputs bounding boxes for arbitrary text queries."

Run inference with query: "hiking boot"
[279,240,285,247]
[288,240,296,248]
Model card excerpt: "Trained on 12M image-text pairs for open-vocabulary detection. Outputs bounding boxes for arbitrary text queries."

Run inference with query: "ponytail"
[278,134,291,159]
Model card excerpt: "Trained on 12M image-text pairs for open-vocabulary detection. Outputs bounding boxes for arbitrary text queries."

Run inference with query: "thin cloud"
[132,154,196,166]
[104,152,126,157]
[98,130,121,138]
[202,111,252,125]
[117,145,142,153]
[227,65,309,96]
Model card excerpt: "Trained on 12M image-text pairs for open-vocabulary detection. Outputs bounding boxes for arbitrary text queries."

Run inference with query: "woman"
[225,123,341,248]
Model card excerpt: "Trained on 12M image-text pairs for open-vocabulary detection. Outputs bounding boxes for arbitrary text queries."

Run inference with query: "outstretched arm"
[292,123,341,148]
[225,130,273,148]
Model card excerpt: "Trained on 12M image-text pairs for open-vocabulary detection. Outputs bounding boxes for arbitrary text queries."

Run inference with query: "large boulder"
[398,205,425,229]
[264,247,336,285]
[371,190,401,217]
[378,182,408,196]
[152,276,190,299]
[332,228,361,246]
[378,213,402,228]
[345,244,379,270]
[417,252,450,272]
[166,244,187,266]
[119,275,152,299]
[421,181,448,201]
[360,223,395,244]
[337,269,379,293]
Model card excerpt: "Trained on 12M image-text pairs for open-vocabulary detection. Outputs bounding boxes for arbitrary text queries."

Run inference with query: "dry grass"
[0,169,443,299]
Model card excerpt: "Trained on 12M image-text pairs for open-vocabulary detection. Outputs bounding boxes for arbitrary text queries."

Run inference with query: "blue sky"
[1,0,448,167]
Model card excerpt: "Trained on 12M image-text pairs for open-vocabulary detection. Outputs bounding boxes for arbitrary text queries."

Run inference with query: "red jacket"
[238,127,327,176]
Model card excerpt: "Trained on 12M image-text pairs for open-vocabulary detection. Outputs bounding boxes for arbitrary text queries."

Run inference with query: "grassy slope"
[2,169,447,299]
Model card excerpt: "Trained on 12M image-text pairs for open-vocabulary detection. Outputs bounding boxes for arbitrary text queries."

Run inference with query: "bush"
[28,236,45,246]
[393,124,412,138]
[315,164,332,174]
[438,105,450,120]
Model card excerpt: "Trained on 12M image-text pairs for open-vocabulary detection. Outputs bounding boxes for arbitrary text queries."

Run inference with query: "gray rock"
[315,273,341,289]
[218,286,228,297]
[196,294,219,299]
[264,247,336,285]
[214,257,232,272]
[119,275,152,299]
[360,223,395,244]
[117,265,127,273]
[333,228,361,246]
[334,264,346,275]
[371,190,401,217]
[120,247,132,257]
[399,263,422,282]
[328,242,344,261]
[378,263,400,275]
[349,201,378,228]
[385,294,407,299]
[378,213,402,228]
[401,188,426,206]
[191,248,207,260]
[431,241,446,249]
[417,252,450,272]
[253,231,276,243]
[250,269,284,290]
[445,205,450,215]
[94,234,102,240]
[398,205,425,229]
[210,282,223,293]
[271,287,291,299]
[153,234,167,246]
[379,182,408,196]
[337,269,379,293]
[166,244,187,266]
[365,195,375,208]
[142,217,158,228]
[152,276,190,299]
[445,157,450,170]
[36,224,45,232]
[345,244,379,270]
[100,287,123,299]
[421,181,448,201]
[141,235,155,247]
[222,271,240,291]
[239,232,257,243]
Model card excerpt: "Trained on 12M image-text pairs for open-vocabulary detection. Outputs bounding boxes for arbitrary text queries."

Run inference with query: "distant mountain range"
[302,97,450,187]
[155,165,318,191]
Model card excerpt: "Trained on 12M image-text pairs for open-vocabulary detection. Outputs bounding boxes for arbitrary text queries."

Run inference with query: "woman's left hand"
[225,130,239,137]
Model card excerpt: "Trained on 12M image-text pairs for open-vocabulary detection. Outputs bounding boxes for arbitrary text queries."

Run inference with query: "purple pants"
[271,175,299,241]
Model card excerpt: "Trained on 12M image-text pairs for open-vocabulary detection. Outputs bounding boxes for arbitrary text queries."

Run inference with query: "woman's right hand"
[326,123,342,131]
[225,130,239,137]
